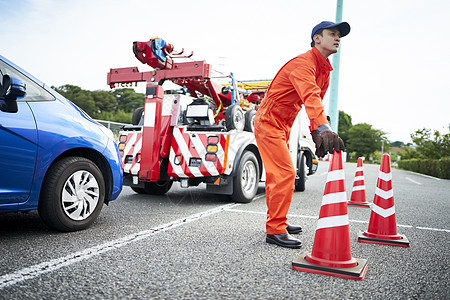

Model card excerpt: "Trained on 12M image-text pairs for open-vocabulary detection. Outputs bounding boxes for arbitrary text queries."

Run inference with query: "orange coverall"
[254,47,332,235]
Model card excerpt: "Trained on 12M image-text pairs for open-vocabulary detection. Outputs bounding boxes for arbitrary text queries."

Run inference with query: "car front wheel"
[38,157,105,232]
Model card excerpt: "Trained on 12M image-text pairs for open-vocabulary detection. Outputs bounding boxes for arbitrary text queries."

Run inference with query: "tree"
[338,110,352,146]
[54,84,97,117]
[391,141,405,147]
[410,128,450,159]
[53,85,145,122]
[346,123,388,159]
[92,90,117,115]
[114,88,145,113]
[98,109,132,124]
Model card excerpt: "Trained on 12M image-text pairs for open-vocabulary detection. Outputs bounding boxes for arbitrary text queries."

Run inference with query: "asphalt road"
[1,161,449,299]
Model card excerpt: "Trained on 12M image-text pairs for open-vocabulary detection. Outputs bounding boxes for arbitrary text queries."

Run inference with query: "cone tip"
[357,157,363,166]
[329,150,344,171]
[380,154,391,173]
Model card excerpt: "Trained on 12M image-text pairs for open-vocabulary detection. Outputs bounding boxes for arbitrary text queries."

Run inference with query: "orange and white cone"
[357,154,410,247]
[292,150,368,280]
[348,157,371,207]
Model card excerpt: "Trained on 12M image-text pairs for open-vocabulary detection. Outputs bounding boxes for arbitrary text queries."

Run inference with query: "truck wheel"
[225,104,245,131]
[143,180,173,195]
[232,151,259,203]
[295,152,306,192]
[38,157,105,232]
[244,110,256,132]
[130,187,146,194]
[132,107,144,125]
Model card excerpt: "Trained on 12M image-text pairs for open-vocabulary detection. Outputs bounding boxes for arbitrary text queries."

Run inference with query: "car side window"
[0,59,55,101]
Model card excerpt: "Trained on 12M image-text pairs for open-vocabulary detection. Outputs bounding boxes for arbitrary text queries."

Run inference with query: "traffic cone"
[348,157,371,207]
[292,150,368,280]
[357,154,410,247]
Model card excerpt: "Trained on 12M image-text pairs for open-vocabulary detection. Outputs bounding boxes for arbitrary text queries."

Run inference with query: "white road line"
[0,203,240,290]
[405,177,422,185]
[416,226,450,233]
[224,208,266,216]
[3,196,448,290]
[253,194,266,200]
[397,224,414,228]
[225,208,450,233]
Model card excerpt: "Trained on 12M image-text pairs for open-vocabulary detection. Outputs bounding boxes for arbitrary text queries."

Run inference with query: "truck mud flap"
[206,176,233,195]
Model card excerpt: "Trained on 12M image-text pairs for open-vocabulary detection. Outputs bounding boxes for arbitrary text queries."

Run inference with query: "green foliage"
[391,141,405,147]
[97,109,132,124]
[439,158,450,178]
[398,158,450,179]
[54,84,97,116]
[92,90,117,114]
[113,88,145,113]
[52,85,144,122]
[338,110,352,146]
[346,123,388,159]
[410,128,450,159]
[397,128,450,178]
[399,146,419,160]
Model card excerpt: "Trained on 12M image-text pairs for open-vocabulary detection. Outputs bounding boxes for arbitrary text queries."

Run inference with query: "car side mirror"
[0,75,26,113]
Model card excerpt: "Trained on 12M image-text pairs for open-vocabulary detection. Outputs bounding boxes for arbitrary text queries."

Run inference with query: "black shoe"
[266,233,302,249]
[286,224,302,234]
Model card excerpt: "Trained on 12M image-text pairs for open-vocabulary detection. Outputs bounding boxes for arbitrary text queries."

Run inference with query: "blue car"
[0,55,123,231]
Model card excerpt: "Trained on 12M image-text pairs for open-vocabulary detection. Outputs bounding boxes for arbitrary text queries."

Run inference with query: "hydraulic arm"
[108,38,234,122]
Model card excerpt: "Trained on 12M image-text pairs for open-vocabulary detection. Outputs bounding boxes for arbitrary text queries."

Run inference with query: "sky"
[1,0,449,144]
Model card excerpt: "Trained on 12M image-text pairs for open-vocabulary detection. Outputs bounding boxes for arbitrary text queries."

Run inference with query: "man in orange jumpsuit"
[255,21,349,249]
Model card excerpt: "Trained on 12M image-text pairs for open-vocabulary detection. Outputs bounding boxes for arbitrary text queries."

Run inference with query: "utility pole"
[328,0,343,133]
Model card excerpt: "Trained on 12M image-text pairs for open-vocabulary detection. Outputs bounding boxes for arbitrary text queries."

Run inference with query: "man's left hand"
[320,130,345,154]
[311,127,345,158]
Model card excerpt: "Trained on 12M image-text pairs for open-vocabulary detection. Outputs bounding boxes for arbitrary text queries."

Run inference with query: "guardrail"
[95,120,129,141]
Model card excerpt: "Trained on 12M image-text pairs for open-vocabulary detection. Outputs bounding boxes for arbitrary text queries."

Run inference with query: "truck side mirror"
[0,75,26,113]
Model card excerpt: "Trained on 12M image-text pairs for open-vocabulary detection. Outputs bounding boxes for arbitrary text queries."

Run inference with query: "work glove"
[311,125,345,158]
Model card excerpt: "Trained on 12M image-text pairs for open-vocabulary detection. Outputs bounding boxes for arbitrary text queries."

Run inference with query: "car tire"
[244,110,256,132]
[38,157,105,232]
[231,151,259,203]
[225,104,245,131]
[295,152,306,192]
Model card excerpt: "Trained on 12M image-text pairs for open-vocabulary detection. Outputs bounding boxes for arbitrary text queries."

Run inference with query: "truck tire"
[38,157,105,232]
[295,152,306,192]
[225,104,245,131]
[132,107,144,125]
[134,180,173,195]
[244,110,256,132]
[231,151,259,203]
[131,187,146,194]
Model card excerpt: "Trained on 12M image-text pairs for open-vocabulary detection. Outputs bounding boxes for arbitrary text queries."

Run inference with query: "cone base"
[357,231,410,248]
[306,253,358,268]
[292,253,368,281]
[347,201,371,207]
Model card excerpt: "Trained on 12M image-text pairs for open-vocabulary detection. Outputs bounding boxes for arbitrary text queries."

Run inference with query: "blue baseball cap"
[311,21,351,40]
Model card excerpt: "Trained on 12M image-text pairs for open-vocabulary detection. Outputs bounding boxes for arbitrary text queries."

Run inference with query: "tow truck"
[108,38,318,203]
